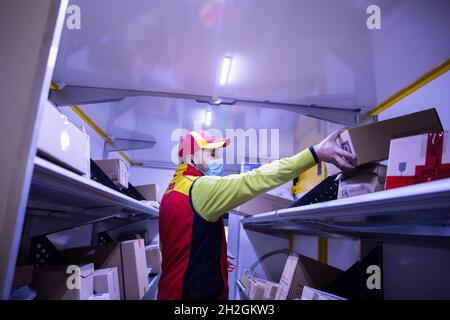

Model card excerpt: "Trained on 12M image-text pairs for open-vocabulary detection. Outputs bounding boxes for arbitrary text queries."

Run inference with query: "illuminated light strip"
[368,59,450,116]
[50,81,141,166]
[318,237,328,264]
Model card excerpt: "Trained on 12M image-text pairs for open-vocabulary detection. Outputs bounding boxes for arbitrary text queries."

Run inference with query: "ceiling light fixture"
[205,110,212,127]
[220,56,233,85]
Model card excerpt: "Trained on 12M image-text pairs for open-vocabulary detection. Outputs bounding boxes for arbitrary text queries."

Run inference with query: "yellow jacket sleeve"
[191,148,317,222]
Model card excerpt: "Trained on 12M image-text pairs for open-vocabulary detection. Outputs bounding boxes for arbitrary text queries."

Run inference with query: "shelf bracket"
[49,85,361,126]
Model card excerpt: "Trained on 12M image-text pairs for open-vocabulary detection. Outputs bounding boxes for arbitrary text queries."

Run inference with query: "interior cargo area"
[1,0,449,303]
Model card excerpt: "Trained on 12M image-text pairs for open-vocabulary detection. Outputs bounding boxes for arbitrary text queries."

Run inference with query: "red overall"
[157,164,229,300]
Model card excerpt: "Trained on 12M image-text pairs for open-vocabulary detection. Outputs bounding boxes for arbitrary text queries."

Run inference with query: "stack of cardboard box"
[241,252,342,301]
[15,238,150,300]
[275,253,342,300]
[61,239,148,300]
[337,108,446,193]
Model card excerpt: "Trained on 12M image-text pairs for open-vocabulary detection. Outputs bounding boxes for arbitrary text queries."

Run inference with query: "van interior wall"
[370,0,450,106]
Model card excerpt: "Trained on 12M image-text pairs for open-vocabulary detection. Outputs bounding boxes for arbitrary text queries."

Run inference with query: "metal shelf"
[29,156,158,219]
[242,178,450,245]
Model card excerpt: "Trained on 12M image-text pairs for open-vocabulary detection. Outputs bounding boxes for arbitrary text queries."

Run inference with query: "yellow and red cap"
[178,130,230,157]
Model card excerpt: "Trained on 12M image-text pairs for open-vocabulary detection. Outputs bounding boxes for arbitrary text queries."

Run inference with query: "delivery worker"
[157,129,356,300]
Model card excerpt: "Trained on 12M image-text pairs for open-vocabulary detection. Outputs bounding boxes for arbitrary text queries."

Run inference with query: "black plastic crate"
[290,174,339,208]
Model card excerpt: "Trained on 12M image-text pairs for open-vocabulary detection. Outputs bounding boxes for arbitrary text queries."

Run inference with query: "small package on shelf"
[37,100,91,175]
[385,131,450,190]
[275,253,342,300]
[94,158,129,189]
[337,163,387,198]
[31,263,94,300]
[145,244,162,274]
[337,108,442,166]
[301,286,346,300]
[93,267,120,300]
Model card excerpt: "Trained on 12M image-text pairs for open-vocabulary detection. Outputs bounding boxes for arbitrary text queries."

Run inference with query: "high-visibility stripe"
[368,59,450,116]
[50,81,140,166]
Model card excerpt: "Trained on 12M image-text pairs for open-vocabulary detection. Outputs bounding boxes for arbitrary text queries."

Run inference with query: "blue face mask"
[205,162,224,176]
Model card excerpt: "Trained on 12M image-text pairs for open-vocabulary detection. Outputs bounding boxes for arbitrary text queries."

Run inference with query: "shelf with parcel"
[242,178,450,244]
[30,156,158,218]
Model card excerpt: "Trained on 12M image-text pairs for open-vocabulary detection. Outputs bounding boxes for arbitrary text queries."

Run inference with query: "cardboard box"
[37,100,90,175]
[385,131,450,190]
[13,265,34,288]
[135,184,159,201]
[275,253,342,300]
[338,108,442,166]
[63,239,148,300]
[94,159,129,189]
[263,282,279,300]
[237,193,293,216]
[337,163,387,198]
[145,244,162,274]
[247,278,266,300]
[93,267,120,300]
[31,263,94,300]
[301,286,346,300]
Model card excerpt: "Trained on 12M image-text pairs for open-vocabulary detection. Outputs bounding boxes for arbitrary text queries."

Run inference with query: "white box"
[301,286,346,300]
[37,101,90,175]
[93,267,120,300]
[386,131,450,189]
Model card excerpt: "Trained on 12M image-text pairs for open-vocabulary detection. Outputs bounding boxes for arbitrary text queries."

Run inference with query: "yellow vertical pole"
[318,237,328,264]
